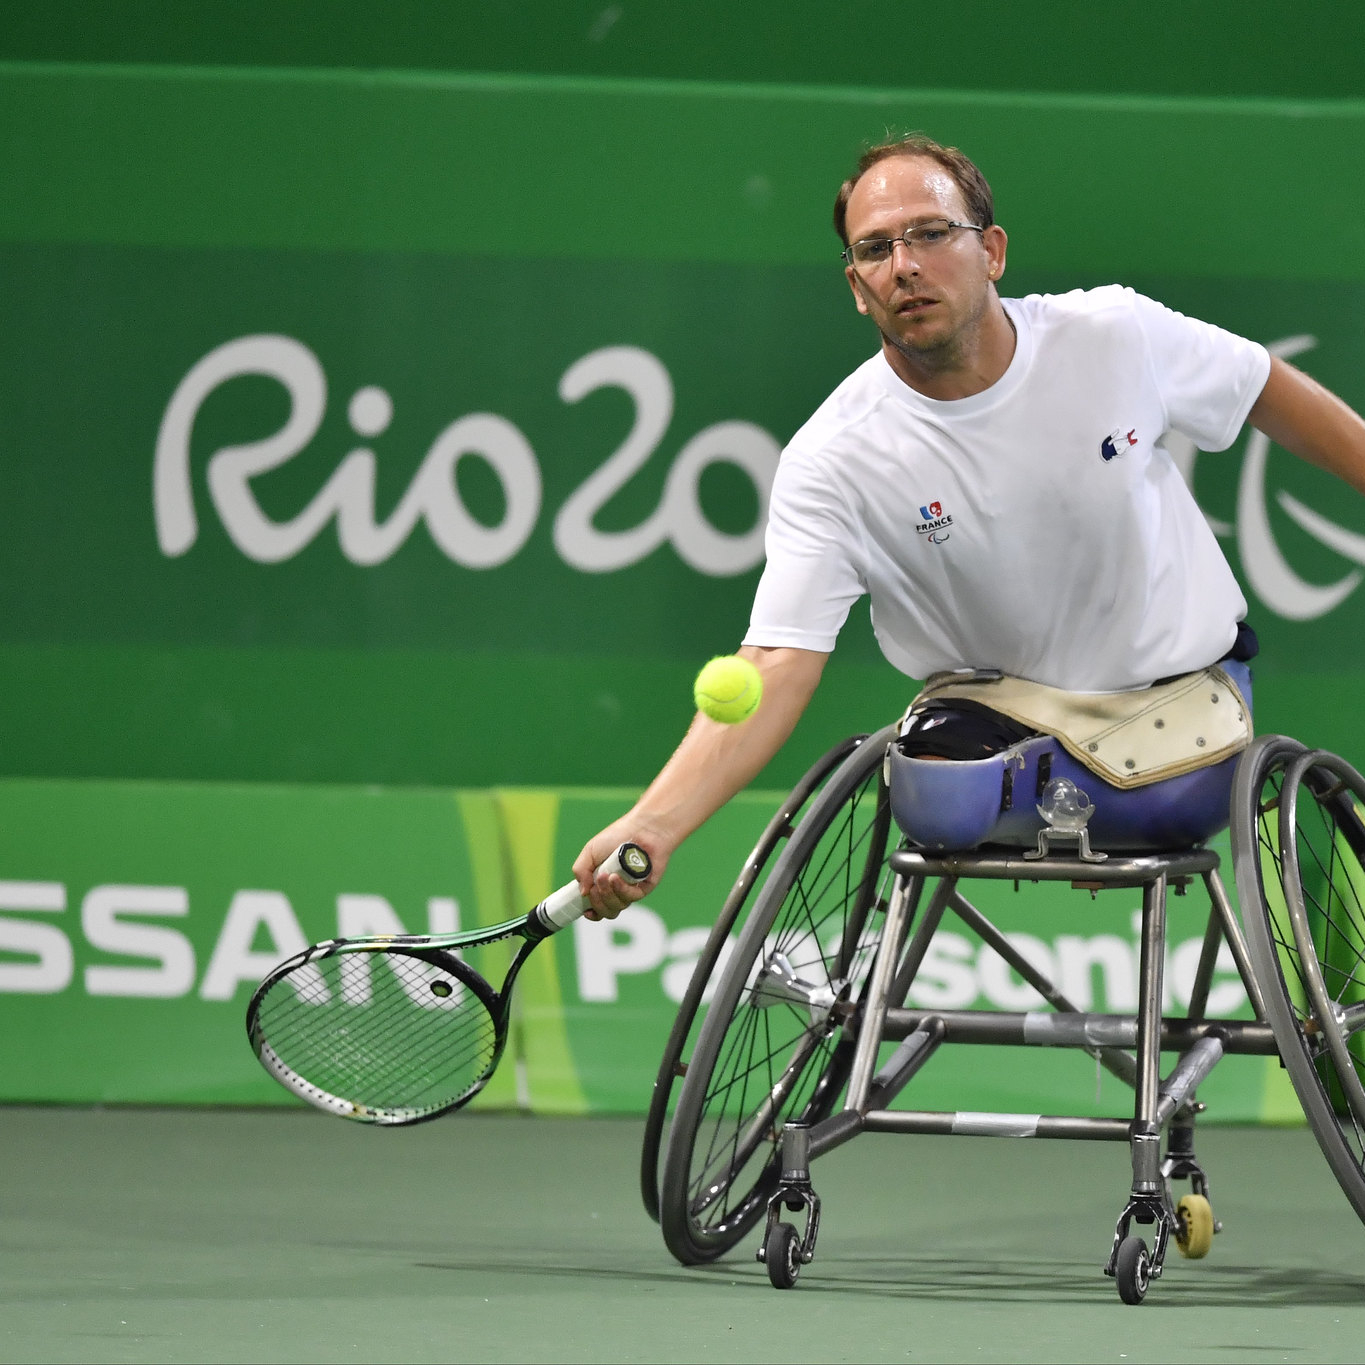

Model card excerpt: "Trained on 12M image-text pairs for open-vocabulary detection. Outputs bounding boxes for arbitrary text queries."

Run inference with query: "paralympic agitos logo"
[1172,332,1365,624]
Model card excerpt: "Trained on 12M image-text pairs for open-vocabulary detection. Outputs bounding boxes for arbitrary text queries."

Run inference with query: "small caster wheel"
[1115,1235,1151,1305]
[1175,1193,1214,1259]
[764,1221,802,1289]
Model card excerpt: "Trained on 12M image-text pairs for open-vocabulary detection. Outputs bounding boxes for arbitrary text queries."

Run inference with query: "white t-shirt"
[743,286,1270,692]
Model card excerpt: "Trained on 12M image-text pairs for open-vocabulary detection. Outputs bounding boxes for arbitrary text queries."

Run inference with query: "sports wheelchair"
[640,701,1365,1305]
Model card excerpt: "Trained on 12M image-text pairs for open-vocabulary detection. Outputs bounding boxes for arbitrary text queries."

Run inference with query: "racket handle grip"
[529,842,652,937]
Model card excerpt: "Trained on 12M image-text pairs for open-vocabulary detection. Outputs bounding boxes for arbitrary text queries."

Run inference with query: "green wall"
[4,0,1363,101]
[3,55,1365,790]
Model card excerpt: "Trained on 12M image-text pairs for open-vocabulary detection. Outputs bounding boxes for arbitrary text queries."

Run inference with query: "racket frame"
[249,944,507,1125]
[245,843,648,1124]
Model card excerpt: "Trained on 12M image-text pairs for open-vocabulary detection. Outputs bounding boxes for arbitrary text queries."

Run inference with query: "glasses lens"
[850,239,892,266]
[908,220,954,246]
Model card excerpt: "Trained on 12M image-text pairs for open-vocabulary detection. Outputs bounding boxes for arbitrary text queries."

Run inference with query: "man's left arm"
[1249,355,1365,497]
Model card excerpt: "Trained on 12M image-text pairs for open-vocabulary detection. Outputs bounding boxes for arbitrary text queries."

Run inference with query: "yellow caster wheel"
[1175,1193,1214,1259]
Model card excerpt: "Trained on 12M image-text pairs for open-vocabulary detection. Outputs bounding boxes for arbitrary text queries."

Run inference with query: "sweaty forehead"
[845,157,967,237]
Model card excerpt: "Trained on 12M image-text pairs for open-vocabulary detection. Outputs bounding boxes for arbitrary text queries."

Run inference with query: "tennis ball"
[694,655,763,724]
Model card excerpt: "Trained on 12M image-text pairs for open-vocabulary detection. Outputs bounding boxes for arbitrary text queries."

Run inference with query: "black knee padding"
[896,699,1038,762]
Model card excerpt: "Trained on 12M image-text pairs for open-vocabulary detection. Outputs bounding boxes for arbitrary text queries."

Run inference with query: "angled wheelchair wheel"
[658,724,899,1265]
[639,733,872,1223]
[1231,734,1365,1224]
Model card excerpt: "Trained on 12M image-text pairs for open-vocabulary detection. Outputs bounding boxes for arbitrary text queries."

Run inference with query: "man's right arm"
[572,644,829,918]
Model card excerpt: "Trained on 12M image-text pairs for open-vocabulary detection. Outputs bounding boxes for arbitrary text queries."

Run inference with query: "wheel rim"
[1277,750,1365,1129]
[672,733,897,1252]
[1233,735,1365,1219]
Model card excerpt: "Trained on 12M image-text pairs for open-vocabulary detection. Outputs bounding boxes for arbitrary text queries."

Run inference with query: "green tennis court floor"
[2,1107,1361,1364]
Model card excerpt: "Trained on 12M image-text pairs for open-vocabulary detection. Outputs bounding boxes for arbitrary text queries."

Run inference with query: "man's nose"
[889,236,921,278]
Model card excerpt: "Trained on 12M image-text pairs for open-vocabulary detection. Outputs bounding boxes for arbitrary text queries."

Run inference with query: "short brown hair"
[833,134,995,246]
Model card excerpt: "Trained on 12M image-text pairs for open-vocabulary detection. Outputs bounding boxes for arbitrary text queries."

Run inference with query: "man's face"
[842,156,1007,361]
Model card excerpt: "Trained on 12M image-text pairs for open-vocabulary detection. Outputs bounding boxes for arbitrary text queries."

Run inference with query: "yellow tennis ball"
[694,655,763,724]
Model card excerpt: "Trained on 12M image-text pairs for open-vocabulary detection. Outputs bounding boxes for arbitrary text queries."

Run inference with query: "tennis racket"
[245,842,651,1125]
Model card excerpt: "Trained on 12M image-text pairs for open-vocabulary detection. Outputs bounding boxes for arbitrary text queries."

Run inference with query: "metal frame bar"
[1203,867,1269,1022]
[863,1110,1132,1141]
[842,869,918,1112]
[888,876,952,1007]
[890,847,1219,885]
[1134,872,1168,1145]
[876,1007,1275,1053]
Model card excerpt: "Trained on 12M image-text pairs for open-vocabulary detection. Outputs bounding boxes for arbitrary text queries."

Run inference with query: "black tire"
[1114,1236,1150,1305]
[1232,734,1365,1225]
[659,725,899,1265]
[764,1222,802,1289]
[640,734,871,1223]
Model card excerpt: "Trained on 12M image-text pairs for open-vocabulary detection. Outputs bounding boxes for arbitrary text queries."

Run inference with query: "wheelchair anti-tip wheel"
[1174,1193,1214,1259]
[658,725,899,1265]
[1232,734,1365,1226]
[640,732,876,1223]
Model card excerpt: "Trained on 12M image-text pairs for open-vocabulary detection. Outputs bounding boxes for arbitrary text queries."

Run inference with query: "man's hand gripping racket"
[245,843,651,1125]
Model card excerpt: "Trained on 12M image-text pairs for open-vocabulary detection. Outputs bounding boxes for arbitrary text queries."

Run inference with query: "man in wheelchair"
[576,134,1365,1300]
[575,133,1365,913]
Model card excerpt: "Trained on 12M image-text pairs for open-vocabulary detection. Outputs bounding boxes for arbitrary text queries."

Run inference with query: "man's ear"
[983,225,1008,283]
[845,264,871,316]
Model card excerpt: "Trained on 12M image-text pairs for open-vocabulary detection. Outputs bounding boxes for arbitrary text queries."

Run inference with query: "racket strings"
[267,967,494,1113]
[255,949,500,1117]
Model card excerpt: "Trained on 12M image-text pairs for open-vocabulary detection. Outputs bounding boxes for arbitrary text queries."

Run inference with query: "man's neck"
[881,297,1017,401]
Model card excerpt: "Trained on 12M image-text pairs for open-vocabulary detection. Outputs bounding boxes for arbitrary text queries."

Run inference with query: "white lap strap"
[911,666,1250,790]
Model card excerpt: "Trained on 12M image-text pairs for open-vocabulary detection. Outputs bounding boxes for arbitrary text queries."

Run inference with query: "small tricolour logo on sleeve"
[1100,427,1138,461]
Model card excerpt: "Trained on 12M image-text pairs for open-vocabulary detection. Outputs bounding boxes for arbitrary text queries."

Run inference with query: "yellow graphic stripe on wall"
[496,788,588,1115]
[455,790,520,1112]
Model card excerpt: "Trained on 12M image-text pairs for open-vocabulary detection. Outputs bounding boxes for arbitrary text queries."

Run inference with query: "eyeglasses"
[842,219,984,267]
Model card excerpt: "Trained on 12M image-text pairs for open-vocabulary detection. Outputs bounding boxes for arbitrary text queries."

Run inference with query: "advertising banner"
[0,777,518,1106]
[0,774,1297,1124]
